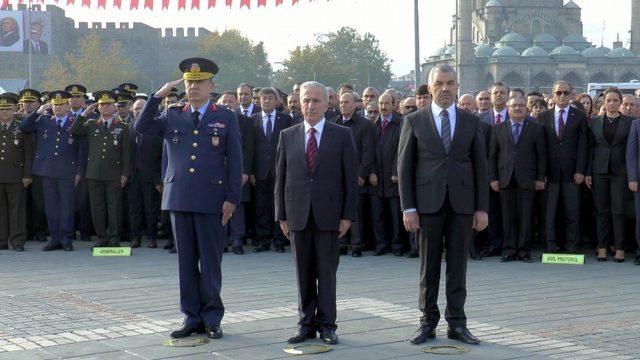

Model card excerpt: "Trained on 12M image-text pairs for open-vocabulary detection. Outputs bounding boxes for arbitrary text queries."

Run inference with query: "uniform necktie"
[1,124,7,132]
[266,114,273,140]
[35,42,40,53]
[512,122,521,144]
[103,120,109,132]
[558,109,565,138]
[495,113,502,125]
[57,119,62,130]
[306,127,318,173]
[440,109,451,153]
[192,110,200,128]
[243,109,248,117]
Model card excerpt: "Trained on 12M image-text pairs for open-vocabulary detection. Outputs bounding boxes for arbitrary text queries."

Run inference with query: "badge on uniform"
[43,131,48,139]
[68,137,74,145]
[172,129,179,144]
[113,136,119,146]
[213,122,226,129]
[212,137,220,147]
[13,138,19,146]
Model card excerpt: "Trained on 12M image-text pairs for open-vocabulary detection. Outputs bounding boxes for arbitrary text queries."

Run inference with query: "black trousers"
[26,175,47,240]
[128,177,160,241]
[487,189,503,251]
[419,194,472,328]
[593,174,628,250]
[254,174,285,247]
[0,182,26,248]
[290,212,339,331]
[500,179,535,257]
[370,195,402,251]
[545,181,581,252]
[75,178,94,238]
[340,193,366,250]
[87,179,123,245]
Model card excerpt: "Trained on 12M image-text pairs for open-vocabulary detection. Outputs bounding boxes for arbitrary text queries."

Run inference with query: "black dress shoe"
[206,325,223,339]
[339,247,348,256]
[0,244,8,250]
[42,243,63,251]
[223,246,228,253]
[81,235,91,242]
[170,323,205,338]
[614,258,625,263]
[352,249,362,257]
[447,327,480,344]
[501,254,516,262]
[169,247,177,254]
[163,241,174,250]
[372,248,387,256]
[63,244,74,252]
[481,247,502,257]
[147,239,158,248]
[319,328,339,345]
[518,254,533,263]
[287,328,316,344]
[634,257,640,265]
[92,240,109,249]
[597,257,607,262]
[14,245,24,252]
[233,246,245,255]
[470,255,482,261]
[408,325,436,344]
[406,249,419,258]
[393,250,404,257]
[130,239,141,248]
[275,246,285,253]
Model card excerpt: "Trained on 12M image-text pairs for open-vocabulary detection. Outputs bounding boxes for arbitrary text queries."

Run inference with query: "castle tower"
[456,0,475,94]
[632,0,640,54]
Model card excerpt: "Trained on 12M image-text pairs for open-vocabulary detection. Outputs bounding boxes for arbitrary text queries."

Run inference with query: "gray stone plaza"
[0,243,638,359]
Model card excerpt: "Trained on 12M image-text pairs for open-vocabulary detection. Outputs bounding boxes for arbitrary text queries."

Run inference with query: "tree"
[280,27,393,92]
[43,32,146,91]
[198,30,272,92]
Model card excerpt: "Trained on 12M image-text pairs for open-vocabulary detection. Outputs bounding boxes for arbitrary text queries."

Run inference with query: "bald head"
[458,94,477,113]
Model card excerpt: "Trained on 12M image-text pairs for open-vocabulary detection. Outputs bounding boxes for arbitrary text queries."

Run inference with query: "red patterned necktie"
[306,127,317,173]
[495,113,502,124]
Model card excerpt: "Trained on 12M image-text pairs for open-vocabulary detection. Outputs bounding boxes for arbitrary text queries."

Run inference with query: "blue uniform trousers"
[42,176,76,246]
[171,211,226,327]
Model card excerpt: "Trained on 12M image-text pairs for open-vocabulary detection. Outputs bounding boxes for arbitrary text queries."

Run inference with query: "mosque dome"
[491,46,519,57]
[607,47,635,58]
[521,45,548,57]
[474,44,494,58]
[550,45,579,56]
[485,0,503,7]
[581,47,606,58]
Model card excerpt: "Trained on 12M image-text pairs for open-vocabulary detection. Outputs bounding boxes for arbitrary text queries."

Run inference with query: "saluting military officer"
[135,58,242,339]
[0,93,34,252]
[112,89,135,244]
[20,91,87,251]
[70,91,132,248]
[65,84,88,117]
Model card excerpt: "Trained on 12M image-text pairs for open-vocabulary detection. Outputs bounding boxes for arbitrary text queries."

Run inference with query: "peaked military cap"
[0,93,19,109]
[48,90,72,105]
[118,83,138,95]
[64,84,87,97]
[179,58,219,81]
[93,90,116,104]
[19,89,42,103]
[133,94,149,101]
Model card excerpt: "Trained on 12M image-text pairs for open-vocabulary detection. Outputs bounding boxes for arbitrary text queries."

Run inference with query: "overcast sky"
[56,0,632,77]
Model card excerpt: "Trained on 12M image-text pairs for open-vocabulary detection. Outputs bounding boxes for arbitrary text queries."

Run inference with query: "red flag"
[178,0,186,9]
[257,0,265,6]
[144,0,153,9]
[81,0,91,7]
[1,0,8,9]
[97,0,106,7]
[162,0,170,8]
[191,0,199,8]
[130,0,139,8]
[113,0,122,7]
[225,0,231,6]
[207,0,215,8]
[67,0,74,4]
[275,0,282,5]
[292,0,298,4]
[240,0,249,8]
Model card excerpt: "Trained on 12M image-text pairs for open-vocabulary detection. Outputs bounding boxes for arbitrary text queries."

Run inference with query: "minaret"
[631,0,640,54]
[456,0,475,94]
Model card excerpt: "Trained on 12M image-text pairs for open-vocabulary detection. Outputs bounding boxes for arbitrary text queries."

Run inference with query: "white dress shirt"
[554,105,570,135]
[239,103,255,116]
[493,107,508,124]
[304,118,325,148]
[262,110,276,135]
[431,101,457,141]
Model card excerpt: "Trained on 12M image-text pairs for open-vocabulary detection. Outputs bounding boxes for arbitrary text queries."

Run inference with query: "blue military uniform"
[135,58,242,334]
[20,91,87,251]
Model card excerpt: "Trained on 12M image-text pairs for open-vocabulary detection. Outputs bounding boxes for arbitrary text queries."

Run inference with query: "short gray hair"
[300,81,329,102]
[428,64,457,85]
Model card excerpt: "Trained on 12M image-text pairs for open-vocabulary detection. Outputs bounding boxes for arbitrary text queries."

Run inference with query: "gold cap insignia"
[0,99,6,104]
[72,86,78,92]
[25,91,31,96]
[55,94,62,100]
[101,94,110,101]
[190,63,201,73]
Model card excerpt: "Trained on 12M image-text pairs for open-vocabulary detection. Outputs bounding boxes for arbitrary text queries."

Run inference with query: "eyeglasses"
[404,106,417,110]
[369,110,380,114]
[555,90,571,96]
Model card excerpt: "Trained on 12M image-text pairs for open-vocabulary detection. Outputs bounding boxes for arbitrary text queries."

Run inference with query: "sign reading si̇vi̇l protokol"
[92,247,132,257]
[541,253,584,265]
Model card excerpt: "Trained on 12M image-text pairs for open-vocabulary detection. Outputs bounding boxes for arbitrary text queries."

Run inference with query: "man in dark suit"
[332,92,375,257]
[135,58,242,339]
[237,83,261,117]
[489,95,546,263]
[23,24,48,55]
[275,81,358,345]
[538,81,588,253]
[369,93,404,256]
[477,82,510,257]
[250,87,291,253]
[398,64,488,346]
[625,118,640,265]
[219,91,255,255]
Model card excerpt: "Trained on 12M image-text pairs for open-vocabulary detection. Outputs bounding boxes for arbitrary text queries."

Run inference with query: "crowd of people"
[1,70,640,266]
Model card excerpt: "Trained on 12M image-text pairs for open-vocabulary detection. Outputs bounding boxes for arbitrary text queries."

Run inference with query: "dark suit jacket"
[331,113,376,193]
[537,107,588,183]
[237,112,255,202]
[626,119,640,182]
[130,127,163,185]
[489,118,546,190]
[369,114,402,198]
[252,111,291,180]
[240,104,261,117]
[23,39,48,55]
[275,121,358,231]
[588,114,633,176]
[398,107,489,215]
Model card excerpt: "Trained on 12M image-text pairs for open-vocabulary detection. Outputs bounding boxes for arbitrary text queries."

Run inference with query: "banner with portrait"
[22,11,52,55]
[0,10,23,52]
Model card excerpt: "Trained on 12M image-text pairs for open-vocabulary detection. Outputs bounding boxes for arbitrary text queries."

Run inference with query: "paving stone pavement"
[0,241,638,359]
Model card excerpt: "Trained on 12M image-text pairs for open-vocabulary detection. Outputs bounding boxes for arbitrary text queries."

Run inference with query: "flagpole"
[27,2,32,87]
[413,0,421,88]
